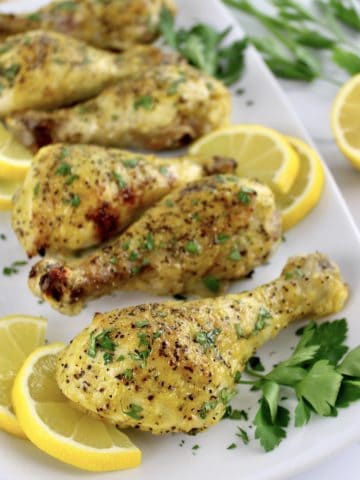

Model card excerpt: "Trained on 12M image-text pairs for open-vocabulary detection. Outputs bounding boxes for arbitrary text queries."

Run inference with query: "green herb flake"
[236,427,250,445]
[234,371,242,383]
[255,307,272,331]
[284,268,304,280]
[159,166,169,175]
[87,330,116,358]
[55,1,77,10]
[229,248,242,261]
[235,323,244,339]
[144,233,154,251]
[65,174,80,186]
[110,256,118,265]
[153,330,163,339]
[123,158,139,168]
[195,328,221,351]
[128,251,139,261]
[185,240,201,254]
[112,171,127,189]
[227,442,237,450]
[134,95,155,111]
[27,13,42,21]
[122,242,130,251]
[215,233,230,244]
[136,320,149,328]
[2,259,27,276]
[56,162,72,176]
[124,403,143,420]
[199,400,217,419]
[202,275,220,293]
[0,234,6,240]
[117,355,126,361]
[103,352,114,365]
[33,183,40,196]
[165,199,175,207]
[122,368,133,380]
[0,64,20,83]
[238,187,255,205]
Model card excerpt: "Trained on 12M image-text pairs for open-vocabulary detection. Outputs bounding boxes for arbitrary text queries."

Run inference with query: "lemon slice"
[0,314,47,438]
[189,124,300,194]
[12,343,141,472]
[0,178,21,210]
[0,123,32,180]
[277,136,324,231]
[332,74,360,170]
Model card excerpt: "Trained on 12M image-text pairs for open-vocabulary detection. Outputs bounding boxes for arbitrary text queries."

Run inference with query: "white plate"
[0,1,359,479]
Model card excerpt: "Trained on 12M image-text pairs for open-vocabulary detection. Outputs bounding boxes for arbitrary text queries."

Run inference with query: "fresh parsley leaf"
[337,346,360,377]
[262,380,280,423]
[124,403,143,420]
[199,400,217,419]
[227,442,237,449]
[248,356,265,372]
[336,379,360,408]
[296,360,342,416]
[236,426,249,444]
[134,95,155,111]
[195,328,221,351]
[254,399,289,452]
[159,7,177,48]
[332,47,360,75]
[294,397,312,427]
[222,405,248,420]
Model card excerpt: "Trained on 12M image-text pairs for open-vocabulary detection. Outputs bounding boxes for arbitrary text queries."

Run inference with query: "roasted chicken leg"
[0,0,176,50]
[12,143,237,257]
[56,253,348,434]
[0,30,177,115]
[6,63,231,151]
[29,175,281,314]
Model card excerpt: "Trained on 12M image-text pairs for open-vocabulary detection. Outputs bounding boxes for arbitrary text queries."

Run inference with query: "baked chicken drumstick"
[6,63,231,151]
[56,252,348,434]
[12,143,237,257]
[0,30,176,115]
[29,175,281,314]
[0,0,176,50]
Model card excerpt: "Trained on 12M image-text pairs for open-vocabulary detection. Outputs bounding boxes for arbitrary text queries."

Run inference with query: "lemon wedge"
[277,136,324,231]
[332,74,360,170]
[0,123,32,180]
[0,178,21,210]
[12,342,141,472]
[0,314,47,438]
[189,124,300,194]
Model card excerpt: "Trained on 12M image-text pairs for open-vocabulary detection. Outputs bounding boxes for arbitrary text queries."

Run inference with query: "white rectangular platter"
[0,1,359,480]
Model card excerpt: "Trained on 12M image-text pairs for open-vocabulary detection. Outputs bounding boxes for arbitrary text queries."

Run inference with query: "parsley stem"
[245,367,265,379]
[235,380,257,385]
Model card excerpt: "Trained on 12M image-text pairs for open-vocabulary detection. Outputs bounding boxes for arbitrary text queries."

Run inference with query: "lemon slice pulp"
[0,178,21,210]
[277,136,324,231]
[12,343,141,472]
[332,74,360,170]
[189,124,300,194]
[0,314,47,438]
[0,123,32,180]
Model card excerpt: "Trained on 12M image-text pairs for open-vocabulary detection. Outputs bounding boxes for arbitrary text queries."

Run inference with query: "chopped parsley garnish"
[88,330,116,361]
[103,352,114,365]
[123,158,139,168]
[185,240,201,254]
[124,403,143,420]
[0,64,20,83]
[65,174,80,186]
[199,400,217,419]
[144,233,154,251]
[284,268,305,280]
[229,248,242,261]
[117,355,125,361]
[128,251,138,261]
[122,368,133,380]
[2,259,27,276]
[122,242,130,250]
[129,349,150,367]
[33,183,40,196]
[215,233,230,244]
[223,406,248,420]
[167,76,186,95]
[219,388,237,405]
[192,444,200,451]
[235,323,244,339]
[159,166,169,175]
[153,330,163,339]
[238,187,255,205]
[234,371,242,383]
[227,443,237,450]
[255,307,272,331]
[110,256,118,265]
[63,193,81,207]
[202,275,220,293]
[138,333,150,347]
[236,427,250,445]
[134,95,155,111]
[0,233,6,240]
[56,162,72,176]
[112,171,127,189]
[55,1,77,10]
[195,328,221,351]
[165,199,175,207]
[27,13,42,21]
[135,320,149,328]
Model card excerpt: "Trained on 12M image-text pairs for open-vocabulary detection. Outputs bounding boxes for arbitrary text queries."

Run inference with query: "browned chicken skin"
[6,63,231,151]
[56,253,348,434]
[28,175,281,315]
[0,0,176,50]
[12,143,237,257]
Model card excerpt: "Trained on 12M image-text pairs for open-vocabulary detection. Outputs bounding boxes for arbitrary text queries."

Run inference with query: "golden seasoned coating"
[56,253,348,434]
[28,175,281,315]
[12,143,237,257]
[6,63,231,151]
[0,30,177,115]
[0,0,176,50]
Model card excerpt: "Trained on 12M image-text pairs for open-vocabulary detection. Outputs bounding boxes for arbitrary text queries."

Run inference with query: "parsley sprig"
[159,7,248,85]
[233,318,360,451]
[224,0,360,81]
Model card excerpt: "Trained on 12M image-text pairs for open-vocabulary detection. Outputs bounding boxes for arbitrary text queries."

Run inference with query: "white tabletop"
[278,78,360,480]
